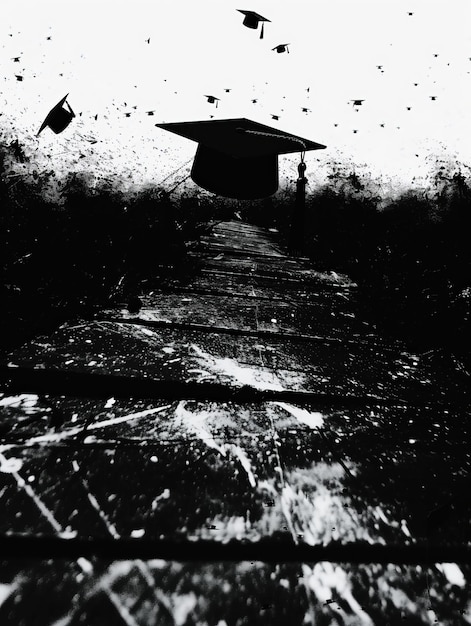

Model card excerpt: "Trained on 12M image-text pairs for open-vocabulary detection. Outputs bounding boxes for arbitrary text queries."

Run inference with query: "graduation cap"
[271,114,279,120]
[125,112,132,117]
[155,118,326,199]
[12,56,20,62]
[351,99,364,106]
[251,98,258,103]
[146,110,155,116]
[15,75,23,81]
[224,88,231,93]
[430,96,437,100]
[205,95,220,107]
[237,10,270,38]
[301,107,311,113]
[37,94,75,136]
[272,44,289,54]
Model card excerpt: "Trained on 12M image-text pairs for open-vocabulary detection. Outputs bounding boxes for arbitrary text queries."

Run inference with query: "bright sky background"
[2,0,471,195]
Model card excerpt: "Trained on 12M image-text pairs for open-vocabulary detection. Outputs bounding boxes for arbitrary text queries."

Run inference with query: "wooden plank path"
[0,220,470,624]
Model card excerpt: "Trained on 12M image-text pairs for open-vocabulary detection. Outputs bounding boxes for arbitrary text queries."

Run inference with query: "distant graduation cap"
[12,56,20,62]
[125,112,132,117]
[271,114,279,120]
[301,107,311,113]
[224,88,231,93]
[37,94,75,136]
[430,96,437,100]
[351,99,364,106]
[272,44,289,54]
[155,118,326,199]
[237,10,270,38]
[205,95,220,107]
[15,75,23,81]
[146,110,155,116]
[251,98,258,103]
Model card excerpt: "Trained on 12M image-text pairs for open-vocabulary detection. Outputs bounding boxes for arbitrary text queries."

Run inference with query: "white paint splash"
[175,401,257,488]
[436,563,466,588]
[273,402,324,429]
[22,404,171,445]
[190,343,294,391]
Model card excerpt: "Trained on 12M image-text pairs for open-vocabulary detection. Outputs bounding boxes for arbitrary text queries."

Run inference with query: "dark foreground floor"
[0,222,469,624]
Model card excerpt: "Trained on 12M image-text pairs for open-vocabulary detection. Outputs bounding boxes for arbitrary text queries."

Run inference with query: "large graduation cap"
[156,118,326,199]
[237,10,270,38]
[37,94,75,136]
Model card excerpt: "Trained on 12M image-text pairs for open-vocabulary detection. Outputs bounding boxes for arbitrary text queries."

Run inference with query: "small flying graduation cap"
[15,75,23,81]
[146,110,155,116]
[271,114,280,120]
[301,107,311,113]
[430,96,437,100]
[37,94,75,136]
[272,44,289,54]
[251,98,258,103]
[205,95,220,107]
[351,99,364,106]
[155,118,326,200]
[12,56,20,62]
[237,10,270,38]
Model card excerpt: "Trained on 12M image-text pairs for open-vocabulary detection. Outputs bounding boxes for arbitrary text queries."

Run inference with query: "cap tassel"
[260,23,264,39]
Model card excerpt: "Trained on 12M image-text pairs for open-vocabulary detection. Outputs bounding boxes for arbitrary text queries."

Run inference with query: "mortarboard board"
[237,10,270,38]
[37,94,75,136]
[12,57,20,62]
[430,96,437,100]
[351,99,364,106]
[251,98,258,103]
[155,117,326,199]
[271,114,280,120]
[301,107,311,113]
[146,110,155,116]
[272,44,289,54]
[205,95,220,107]
[225,88,231,93]
[15,75,23,81]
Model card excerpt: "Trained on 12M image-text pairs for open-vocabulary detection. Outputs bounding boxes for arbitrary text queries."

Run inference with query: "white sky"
[2,0,471,193]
